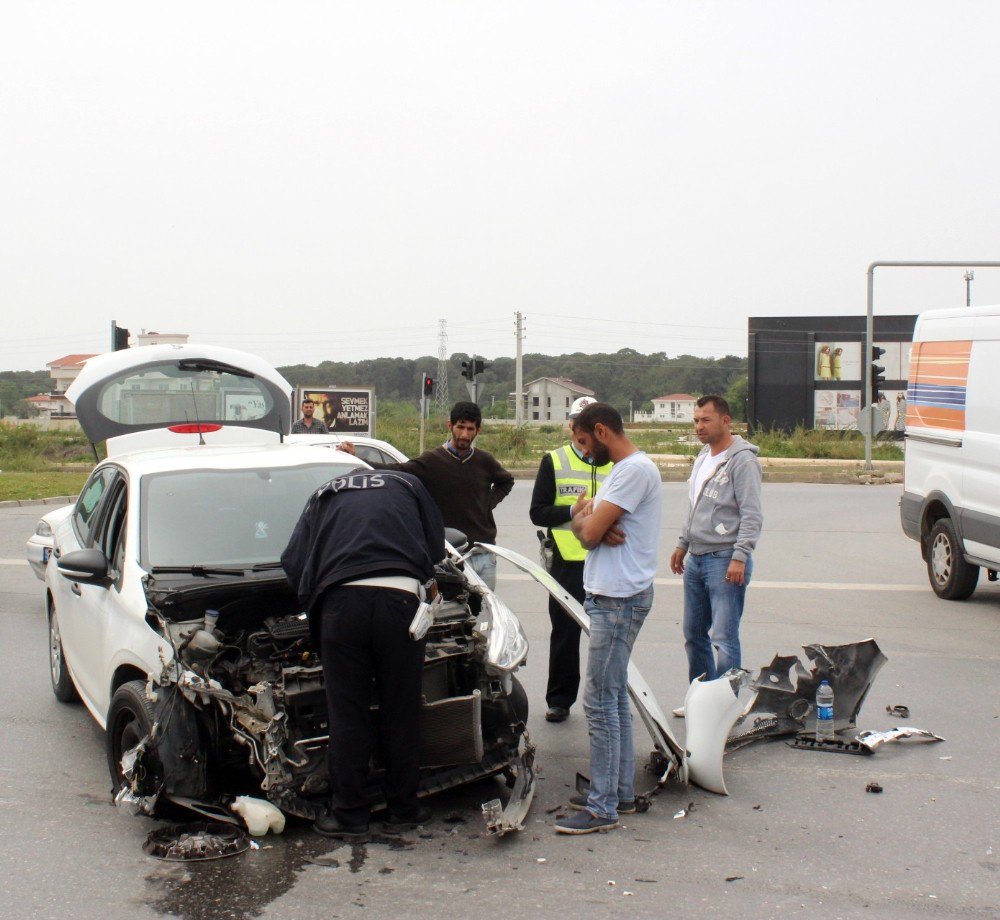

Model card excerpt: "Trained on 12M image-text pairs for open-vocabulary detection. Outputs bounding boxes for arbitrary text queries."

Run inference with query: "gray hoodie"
[677,435,762,563]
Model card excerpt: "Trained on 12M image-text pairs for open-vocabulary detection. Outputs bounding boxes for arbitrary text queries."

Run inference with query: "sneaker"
[555,809,619,835]
[314,813,369,840]
[568,793,636,815]
[545,706,570,723]
[671,706,685,718]
[382,804,433,834]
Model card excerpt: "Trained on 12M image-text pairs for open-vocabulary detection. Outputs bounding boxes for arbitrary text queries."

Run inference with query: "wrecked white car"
[44,344,534,834]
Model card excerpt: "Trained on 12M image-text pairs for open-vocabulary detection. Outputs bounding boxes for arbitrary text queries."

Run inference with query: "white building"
[634,393,697,423]
[524,377,595,423]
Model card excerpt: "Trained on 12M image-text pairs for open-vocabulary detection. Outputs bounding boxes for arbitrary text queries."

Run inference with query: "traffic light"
[423,375,434,396]
[473,358,489,375]
[871,346,886,403]
[461,360,473,380]
[111,321,130,351]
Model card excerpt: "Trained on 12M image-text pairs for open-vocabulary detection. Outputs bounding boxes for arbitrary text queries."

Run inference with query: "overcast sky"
[3,1,999,372]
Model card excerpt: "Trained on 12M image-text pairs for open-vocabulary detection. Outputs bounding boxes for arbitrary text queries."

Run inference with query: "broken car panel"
[727,639,888,749]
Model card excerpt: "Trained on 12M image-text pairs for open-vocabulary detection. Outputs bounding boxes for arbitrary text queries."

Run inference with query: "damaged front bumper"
[481,732,536,835]
[118,651,539,836]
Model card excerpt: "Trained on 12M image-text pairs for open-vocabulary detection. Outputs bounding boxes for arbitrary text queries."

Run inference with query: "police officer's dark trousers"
[546,551,584,710]
[320,585,426,826]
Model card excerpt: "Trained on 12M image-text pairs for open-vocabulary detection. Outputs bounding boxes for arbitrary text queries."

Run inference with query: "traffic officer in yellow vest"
[529,396,616,722]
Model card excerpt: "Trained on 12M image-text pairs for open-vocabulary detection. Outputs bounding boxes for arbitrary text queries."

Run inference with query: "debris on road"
[866,782,884,794]
[885,704,910,718]
[857,727,945,751]
[672,802,696,819]
[787,735,872,755]
[727,639,888,749]
[230,795,285,836]
[144,822,251,861]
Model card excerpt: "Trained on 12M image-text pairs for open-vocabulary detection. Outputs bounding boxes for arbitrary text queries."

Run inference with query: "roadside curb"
[0,495,76,509]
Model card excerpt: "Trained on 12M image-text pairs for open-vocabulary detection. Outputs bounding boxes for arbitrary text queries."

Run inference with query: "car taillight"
[168,423,223,434]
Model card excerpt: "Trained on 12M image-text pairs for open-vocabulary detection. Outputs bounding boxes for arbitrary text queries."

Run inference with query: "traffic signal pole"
[864,260,1000,471]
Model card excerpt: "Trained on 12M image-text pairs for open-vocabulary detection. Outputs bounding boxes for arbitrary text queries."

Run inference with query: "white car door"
[52,468,121,712]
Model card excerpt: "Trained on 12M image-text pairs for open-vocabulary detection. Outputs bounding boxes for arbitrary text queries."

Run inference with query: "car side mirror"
[57,548,110,584]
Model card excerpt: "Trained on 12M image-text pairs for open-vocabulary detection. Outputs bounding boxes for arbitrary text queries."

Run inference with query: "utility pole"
[435,319,449,411]
[514,311,524,425]
[419,369,427,455]
[964,270,974,307]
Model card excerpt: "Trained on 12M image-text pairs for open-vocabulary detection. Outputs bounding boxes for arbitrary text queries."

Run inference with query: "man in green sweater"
[340,401,514,589]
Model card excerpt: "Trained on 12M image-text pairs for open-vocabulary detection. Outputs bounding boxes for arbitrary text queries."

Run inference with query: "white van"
[901,305,1000,599]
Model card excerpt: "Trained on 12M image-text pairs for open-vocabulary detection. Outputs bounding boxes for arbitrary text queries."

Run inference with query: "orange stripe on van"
[906,340,971,432]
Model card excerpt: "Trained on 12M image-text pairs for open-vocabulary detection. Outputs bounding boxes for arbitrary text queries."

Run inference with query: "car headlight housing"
[480,593,528,673]
[35,520,53,538]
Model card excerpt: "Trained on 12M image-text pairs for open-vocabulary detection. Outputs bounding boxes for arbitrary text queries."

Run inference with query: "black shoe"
[383,804,432,833]
[545,706,570,723]
[314,813,370,840]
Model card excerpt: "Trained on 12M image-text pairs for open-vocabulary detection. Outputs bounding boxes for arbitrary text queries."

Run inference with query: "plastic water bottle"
[815,680,835,740]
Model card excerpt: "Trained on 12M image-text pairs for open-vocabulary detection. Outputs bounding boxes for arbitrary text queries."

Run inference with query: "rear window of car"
[96,361,274,427]
[140,462,358,567]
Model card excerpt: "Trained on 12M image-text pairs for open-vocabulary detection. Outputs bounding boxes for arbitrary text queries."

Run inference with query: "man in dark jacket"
[282,468,445,839]
[340,401,514,589]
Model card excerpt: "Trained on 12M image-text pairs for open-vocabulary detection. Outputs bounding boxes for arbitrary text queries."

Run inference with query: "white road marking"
[0,555,926,593]
[497,573,926,592]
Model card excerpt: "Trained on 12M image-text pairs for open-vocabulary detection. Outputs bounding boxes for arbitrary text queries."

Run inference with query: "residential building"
[38,354,98,418]
[524,377,595,423]
[634,393,697,423]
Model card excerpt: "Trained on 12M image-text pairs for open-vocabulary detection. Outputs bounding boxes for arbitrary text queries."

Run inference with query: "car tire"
[927,518,979,600]
[106,680,162,795]
[48,602,80,703]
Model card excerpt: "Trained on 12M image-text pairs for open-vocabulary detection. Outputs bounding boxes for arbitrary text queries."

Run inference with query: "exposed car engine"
[120,558,532,831]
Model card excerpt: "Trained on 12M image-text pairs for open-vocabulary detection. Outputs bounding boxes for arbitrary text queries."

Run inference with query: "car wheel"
[48,602,80,703]
[927,518,979,600]
[106,680,162,795]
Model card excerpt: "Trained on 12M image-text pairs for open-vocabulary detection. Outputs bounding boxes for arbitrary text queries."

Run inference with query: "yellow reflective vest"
[549,445,613,562]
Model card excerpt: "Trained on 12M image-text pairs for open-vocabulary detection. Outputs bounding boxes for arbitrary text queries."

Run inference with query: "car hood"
[66,344,292,455]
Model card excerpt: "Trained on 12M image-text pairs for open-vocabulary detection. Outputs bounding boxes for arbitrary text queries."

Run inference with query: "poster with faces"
[814,342,862,381]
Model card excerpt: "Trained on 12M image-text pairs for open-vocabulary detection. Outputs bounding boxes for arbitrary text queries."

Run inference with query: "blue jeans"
[467,550,497,591]
[582,585,653,820]
[682,549,753,683]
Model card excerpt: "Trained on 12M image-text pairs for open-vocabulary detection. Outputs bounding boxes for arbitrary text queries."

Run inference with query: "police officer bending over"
[282,468,445,839]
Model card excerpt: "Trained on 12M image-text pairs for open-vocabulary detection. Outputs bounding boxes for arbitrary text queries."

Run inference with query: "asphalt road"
[1,483,997,919]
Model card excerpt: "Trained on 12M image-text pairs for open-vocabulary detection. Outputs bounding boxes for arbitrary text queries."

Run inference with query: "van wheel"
[927,518,979,600]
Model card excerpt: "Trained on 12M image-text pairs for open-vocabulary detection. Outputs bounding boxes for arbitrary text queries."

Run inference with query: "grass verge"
[0,471,88,502]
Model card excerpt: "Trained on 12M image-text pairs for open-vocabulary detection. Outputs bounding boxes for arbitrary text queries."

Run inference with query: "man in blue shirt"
[555,403,663,835]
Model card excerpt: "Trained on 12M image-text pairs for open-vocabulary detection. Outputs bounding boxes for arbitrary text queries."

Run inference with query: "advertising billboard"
[296,387,375,435]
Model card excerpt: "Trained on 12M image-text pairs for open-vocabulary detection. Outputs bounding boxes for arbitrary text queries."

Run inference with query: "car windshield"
[140,462,358,568]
